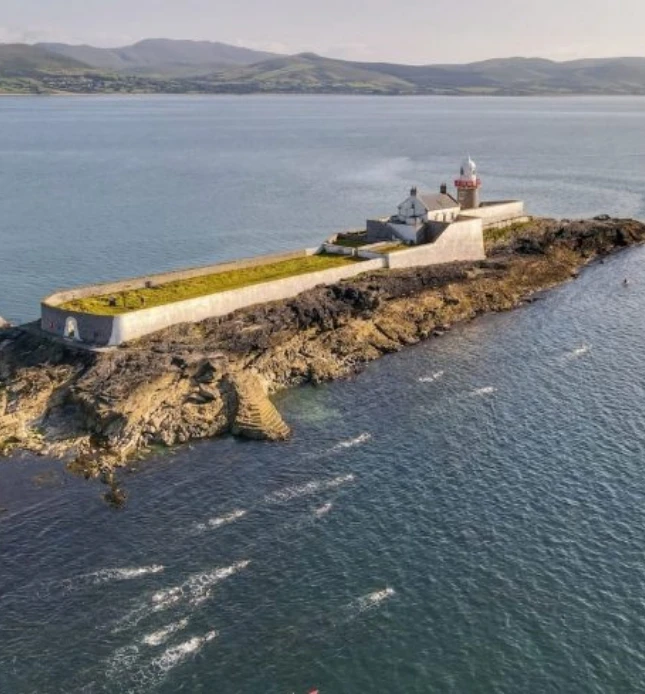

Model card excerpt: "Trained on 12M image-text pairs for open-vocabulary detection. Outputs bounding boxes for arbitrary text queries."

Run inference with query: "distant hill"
[0,44,93,93]
[38,39,279,76]
[0,43,89,75]
[3,41,645,95]
[355,55,645,94]
[202,53,415,93]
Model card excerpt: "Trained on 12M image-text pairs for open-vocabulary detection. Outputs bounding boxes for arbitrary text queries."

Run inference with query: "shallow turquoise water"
[1,96,645,693]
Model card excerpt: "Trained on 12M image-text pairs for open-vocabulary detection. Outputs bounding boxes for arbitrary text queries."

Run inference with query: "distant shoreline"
[3,91,645,98]
[5,42,645,99]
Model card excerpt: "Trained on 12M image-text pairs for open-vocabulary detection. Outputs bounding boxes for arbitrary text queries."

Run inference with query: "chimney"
[440,183,447,195]
[410,186,418,197]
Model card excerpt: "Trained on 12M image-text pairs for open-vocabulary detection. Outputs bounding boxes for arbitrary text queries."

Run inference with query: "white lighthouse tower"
[454,156,481,210]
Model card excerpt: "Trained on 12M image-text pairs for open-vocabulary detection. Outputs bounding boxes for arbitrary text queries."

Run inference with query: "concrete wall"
[43,248,316,306]
[461,201,525,228]
[320,243,359,257]
[41,304,116,345]
[108,258,385,345]
[321,243,385,261]
[366,219,398,244]
[384,217,485,270]
[483,215,531,232]
[42,248,318,345]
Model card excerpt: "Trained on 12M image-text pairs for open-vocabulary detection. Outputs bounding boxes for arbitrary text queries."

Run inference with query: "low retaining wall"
[366,219,398,243]
[43,248,316,306]
[461,201,525,228]
[41,248,315,345]
[109,258,385,345]
[484,215,532,231]
[321,243,384,261]
[384,218,485,269]
[42,256,386,346]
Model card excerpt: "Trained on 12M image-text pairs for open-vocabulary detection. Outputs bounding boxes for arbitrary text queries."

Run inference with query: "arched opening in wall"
[64,317,81,341]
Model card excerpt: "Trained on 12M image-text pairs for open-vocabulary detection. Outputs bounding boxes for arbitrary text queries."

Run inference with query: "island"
[1,159,644,495]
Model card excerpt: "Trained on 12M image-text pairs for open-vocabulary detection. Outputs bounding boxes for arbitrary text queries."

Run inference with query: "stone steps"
[232,374,290,441]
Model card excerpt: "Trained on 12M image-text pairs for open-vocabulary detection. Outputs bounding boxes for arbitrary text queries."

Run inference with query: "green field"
[59,253,364,315]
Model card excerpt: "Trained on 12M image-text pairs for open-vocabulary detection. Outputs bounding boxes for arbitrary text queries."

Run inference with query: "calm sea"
[1,96,645,693]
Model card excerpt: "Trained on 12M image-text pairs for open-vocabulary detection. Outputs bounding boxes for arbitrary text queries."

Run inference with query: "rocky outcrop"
[1,217,644,477]
[0,316,9,329]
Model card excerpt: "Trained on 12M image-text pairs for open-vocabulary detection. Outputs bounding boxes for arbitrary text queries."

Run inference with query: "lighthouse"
[454,156,481,210]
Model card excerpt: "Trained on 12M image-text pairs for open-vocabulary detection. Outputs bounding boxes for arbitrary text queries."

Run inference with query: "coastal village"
[40,157,528,347]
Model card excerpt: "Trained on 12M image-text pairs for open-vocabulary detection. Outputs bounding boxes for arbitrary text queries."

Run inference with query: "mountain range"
[2,39,645,95]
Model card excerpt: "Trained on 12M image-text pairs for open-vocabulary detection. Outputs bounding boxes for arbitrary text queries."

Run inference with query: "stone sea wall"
[108,257,385,345]
[461,200,525,228]
[42,247,321,346]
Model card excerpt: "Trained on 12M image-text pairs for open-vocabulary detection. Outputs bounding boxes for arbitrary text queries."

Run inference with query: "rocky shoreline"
[1,217,644,488]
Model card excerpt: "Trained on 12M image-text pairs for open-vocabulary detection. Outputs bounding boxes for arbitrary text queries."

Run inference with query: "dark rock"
[104,484,127,508]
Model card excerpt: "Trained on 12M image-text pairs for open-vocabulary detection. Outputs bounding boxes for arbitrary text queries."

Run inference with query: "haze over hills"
[37,39,279,75]
[2,39,645,95]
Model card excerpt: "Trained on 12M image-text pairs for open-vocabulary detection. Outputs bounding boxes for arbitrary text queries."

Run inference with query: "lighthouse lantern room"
[454,156,481,210]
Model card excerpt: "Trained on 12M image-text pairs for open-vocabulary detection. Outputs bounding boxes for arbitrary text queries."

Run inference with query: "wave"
[105,630,217,692]
[566,344,591,359]
[356,587,396,611]
[153,630,218,672]
[105,644,141,681]
[332,433,372,451]
[418,370,445,383]
[313,502,333,518]
[63,565,164,591]
[471,386,496,397]
[112,561,250,633]
[264,474,355,504]
[193,509,247,533]
[142,618,190,647]
[152,560,251,609]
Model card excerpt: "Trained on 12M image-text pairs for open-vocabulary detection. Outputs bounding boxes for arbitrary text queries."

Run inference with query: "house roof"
[417,192,460,211]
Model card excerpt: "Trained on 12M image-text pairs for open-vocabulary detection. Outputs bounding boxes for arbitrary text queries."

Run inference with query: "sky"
[1,0,643,64]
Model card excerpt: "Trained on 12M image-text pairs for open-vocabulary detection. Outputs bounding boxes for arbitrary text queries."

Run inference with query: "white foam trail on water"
[63,565,164,591]
[418,370,445,383]
[105,630,217,692]
[313,502,333,518]
[471,386,496,397]
[152,560,252,609]
[105,644,141,681]
[152,630,218,672]
[357,587,396,611]
[264,474,355,504]
[566,344,591,359]
[193,509,247,533]
[142,618,190,647]
[333,433,371,450]
[112,561,250,633]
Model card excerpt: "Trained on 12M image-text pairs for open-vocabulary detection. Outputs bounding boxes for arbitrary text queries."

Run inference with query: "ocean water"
[1,95,645,323]
[1,96,645,693]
